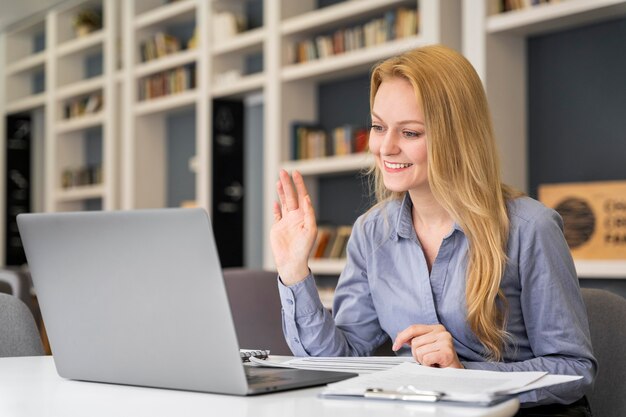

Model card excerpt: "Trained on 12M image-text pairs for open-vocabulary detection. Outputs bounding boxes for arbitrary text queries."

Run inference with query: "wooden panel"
[539,181,626,260]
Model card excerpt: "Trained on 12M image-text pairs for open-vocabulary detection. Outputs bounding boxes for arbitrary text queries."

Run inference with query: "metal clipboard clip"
[364,385,443,403]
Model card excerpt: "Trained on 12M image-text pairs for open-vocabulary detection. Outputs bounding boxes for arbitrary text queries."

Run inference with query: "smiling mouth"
[384,161,413,169]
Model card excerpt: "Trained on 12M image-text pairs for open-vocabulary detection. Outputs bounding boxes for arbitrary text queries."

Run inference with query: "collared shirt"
[278,193,597,406]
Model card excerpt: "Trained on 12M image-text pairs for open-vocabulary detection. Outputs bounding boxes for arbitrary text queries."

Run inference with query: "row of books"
[61,164,102,189]
[139,32,183,62]
[138,64,196,101]
[500,0,560,12]
[212,11,247,43]
[291,123,368,161]
[288,8,419,65]
[63,92,102,119]
[311,225,353,260]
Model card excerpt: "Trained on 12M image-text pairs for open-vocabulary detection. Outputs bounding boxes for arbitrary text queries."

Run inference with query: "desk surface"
[0,356,519,417]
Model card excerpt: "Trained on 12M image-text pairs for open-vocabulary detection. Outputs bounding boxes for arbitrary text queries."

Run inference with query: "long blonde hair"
[369,45,519,361]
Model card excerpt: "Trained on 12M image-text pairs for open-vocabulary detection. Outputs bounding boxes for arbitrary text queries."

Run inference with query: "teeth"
[385,162,412,169]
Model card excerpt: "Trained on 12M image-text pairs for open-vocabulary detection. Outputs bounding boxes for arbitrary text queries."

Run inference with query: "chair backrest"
[0,293,44,357]
[581,287,626,417]
[222,268,292,355]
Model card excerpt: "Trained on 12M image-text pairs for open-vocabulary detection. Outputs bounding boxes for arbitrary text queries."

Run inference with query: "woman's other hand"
[270,170,317,285]
[393,324,464,369]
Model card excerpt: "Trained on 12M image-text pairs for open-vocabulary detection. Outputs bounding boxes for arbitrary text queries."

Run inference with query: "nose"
[379,130,400,155]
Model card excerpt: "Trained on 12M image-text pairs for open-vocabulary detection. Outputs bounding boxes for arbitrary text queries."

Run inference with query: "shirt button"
[293,338,300,344]
[286,299,293,305]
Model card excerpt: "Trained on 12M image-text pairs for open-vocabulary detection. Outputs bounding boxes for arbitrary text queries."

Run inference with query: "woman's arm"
[278,216,387,357]
[463,208,597,406]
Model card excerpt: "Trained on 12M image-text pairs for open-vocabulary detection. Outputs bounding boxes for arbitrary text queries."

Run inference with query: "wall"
[528,17,626,295]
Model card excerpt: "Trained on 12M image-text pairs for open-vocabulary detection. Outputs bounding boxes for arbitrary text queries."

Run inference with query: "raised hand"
[393,324,464,369]
[270,170,318,285]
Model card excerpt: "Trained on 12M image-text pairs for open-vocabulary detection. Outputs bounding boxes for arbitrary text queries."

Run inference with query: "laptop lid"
[17,208,257,395]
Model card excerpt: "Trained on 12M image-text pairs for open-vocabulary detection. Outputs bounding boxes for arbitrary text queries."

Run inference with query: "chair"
[581,288,626,417]
[0,267,33,308]
[222,268,292,355]
[0,293,44,357]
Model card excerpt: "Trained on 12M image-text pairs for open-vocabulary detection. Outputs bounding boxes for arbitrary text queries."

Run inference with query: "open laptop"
[17,208,355,395]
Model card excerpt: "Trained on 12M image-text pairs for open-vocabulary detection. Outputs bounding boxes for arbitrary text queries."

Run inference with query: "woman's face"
[369,77,429,194]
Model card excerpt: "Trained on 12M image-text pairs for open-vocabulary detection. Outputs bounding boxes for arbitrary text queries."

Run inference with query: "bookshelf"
[2,0,622,284]
[463,0,626,279]
[1,15,49,265]
[122,0,207,210]
[263,0,462,275]
[46,0,118,213]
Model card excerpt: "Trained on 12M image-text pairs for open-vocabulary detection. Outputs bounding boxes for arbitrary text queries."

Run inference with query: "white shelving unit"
[3,0,623,280]
[1,14,49,265]
[263,0,463,275]
[46,0,119,213]
[122,0,270,212]
[463,0,626,279]
[122,0,209,210]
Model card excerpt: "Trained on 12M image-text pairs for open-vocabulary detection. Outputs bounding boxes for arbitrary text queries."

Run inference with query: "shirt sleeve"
[462,208,597,406]
[277,219,387,357]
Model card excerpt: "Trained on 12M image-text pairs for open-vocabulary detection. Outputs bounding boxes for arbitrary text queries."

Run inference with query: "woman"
[270,45,596,414]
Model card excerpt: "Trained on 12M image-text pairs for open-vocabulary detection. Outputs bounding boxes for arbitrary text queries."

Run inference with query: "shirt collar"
[393,192,464,241]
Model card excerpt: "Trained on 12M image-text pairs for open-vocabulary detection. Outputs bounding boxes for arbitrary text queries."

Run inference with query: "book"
[328,225,352,259]
[312,226,335,259]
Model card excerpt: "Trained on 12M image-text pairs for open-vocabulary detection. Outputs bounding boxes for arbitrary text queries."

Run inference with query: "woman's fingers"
[276,180,287,214]
[392,324,432,351]
[394,324,463,369]
[272,201,282,223]
[279,169,299,212]
[292,171,310,207]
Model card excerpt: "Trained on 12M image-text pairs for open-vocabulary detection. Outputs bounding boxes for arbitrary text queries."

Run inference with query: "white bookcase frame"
[463,0,626,278]
[2,0,624,279]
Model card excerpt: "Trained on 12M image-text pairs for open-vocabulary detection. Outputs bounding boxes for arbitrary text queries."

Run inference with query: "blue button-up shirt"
[278,194,596,406]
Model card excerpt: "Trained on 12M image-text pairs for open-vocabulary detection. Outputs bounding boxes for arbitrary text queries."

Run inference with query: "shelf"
[282,0,409,36]
[212,27,265,56]
[282,153,373,176]
[55,113,104,134]
[211,73,265,99]
[487,0,626,35]
[56,76,105,100]
[134,89,198,116]
[135,48,199,78]
[57,30,105,57]
[5,93,46,114]
[281,35,424,82]
[575,260,626,279]
[309,258,346,275]
[134,0,196,29]
[5,51,46,76]
[56,184,105,202]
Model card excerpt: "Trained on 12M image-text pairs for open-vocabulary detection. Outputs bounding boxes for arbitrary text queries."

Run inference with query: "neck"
[408,189,453,231]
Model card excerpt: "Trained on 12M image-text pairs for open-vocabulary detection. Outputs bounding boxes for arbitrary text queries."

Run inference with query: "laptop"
[17,208,356,395]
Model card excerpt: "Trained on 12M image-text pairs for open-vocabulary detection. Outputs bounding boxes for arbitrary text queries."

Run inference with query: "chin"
[382,180,409,193]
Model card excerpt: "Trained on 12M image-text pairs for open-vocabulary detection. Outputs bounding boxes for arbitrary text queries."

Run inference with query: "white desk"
[0,356,519,417]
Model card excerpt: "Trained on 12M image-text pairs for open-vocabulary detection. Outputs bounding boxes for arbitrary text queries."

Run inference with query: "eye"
[402,130,423,139]
[370,124,385,133]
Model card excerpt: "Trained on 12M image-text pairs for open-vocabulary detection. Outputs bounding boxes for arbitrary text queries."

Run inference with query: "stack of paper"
[249,356,415,374]
[320,362,582,405]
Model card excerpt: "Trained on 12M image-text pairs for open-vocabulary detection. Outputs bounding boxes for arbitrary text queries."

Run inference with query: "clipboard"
[321,386,516,407]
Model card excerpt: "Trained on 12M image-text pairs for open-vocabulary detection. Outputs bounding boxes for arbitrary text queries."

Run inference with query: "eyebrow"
[371,112,424,126]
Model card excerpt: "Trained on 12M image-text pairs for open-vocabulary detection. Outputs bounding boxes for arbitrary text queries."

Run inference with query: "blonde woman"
[270,45,595,414]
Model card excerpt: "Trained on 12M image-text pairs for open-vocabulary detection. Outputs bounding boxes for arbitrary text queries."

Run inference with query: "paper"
[249,356,415,374]
[321,362,581,403]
